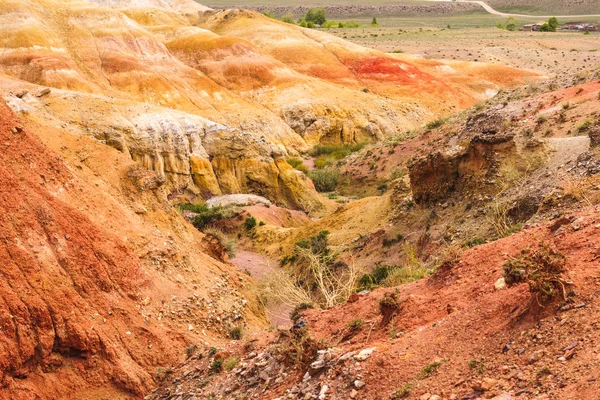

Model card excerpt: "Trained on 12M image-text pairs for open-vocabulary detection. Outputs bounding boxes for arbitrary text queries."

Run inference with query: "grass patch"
[418,359,448,379]
[308,168,340,192]
[287,157,308,173]
[310,142,366,158]
[426,118,447,130]
[224,357,239,371]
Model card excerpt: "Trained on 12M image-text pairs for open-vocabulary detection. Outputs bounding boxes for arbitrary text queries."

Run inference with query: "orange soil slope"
[0,98,263,399]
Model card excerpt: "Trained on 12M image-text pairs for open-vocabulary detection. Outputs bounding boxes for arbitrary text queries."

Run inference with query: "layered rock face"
[0,0,539,211]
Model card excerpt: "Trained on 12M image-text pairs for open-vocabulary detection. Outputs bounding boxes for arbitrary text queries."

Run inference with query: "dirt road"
[429,0,600,18]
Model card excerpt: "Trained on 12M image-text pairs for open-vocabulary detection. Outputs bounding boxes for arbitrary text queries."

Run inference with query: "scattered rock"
[354,348,376,361]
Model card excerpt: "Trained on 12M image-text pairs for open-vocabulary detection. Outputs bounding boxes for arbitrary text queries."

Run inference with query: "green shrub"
[286,157,308,173]
[314,155,334,169]
[281,13,295,24]
[359,265,395,289]
[290,302,314,322]
[426,118,447,130]
[244,215,257,231]
[229,326,243,340]
[347,318,364,329]
[462,238,486,248]
[383,233,404,247]
[194,207,223,230]
[305,7,326,26]
[210,359,223,373]
[308,168,339,192]
[577,120,593,133]
[418,360,444,379]
[392,383,413,399]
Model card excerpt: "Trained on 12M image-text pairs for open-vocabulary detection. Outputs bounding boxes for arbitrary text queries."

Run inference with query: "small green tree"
[371,16,378,26]
[262,9,275,19]
[548,17,558,32]
[505,17,517,31]
[305,7,327,26]
[281,13,295,24]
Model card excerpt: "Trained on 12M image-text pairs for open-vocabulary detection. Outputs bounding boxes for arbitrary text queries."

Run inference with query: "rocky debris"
[572,151,600,175]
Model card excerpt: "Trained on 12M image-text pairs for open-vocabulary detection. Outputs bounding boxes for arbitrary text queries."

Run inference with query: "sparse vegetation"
[347,318,364,330]
[392,383,413,399]
[156,367,173,381]
[426,118,447,130]
[204,228,237,258]
[418,360,443,379]
[185,344,199,358]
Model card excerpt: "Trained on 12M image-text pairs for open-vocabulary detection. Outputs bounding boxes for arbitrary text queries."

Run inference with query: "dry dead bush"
[503,243,570,305]
[560,176,592,206]
[487,201,522,238]
[276,327,326,368]
[263,231,363,309]
[260,269,313,309]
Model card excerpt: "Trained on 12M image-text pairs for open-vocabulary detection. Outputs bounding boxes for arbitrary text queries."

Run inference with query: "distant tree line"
[263,7,368,29]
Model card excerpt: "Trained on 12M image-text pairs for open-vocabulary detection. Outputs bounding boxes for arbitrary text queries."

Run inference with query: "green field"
[199,0,600,16]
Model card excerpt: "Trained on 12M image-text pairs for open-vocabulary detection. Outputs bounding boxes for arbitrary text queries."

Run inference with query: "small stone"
[37,88,51,97]
[354,348,375,361]
[419,394,431,400]
[490,394,513,400]
[481,377,498,391]
[429,396,442,400]
[494,277,507,290]
[318,385,328,400]
[571,217,584,230]
[350,389,358,399]
[354,380,365,389]
[528,350,545,364]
